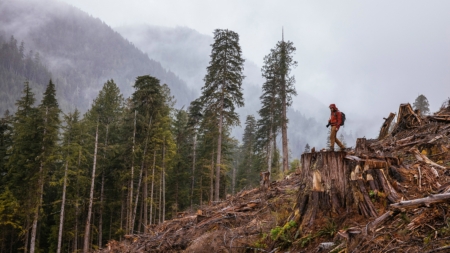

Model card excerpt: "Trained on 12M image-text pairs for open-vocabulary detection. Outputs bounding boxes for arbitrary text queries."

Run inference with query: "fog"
[60,0,450,141]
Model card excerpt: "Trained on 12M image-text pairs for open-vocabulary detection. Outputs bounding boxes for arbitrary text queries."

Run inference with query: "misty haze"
[1,0,449,252]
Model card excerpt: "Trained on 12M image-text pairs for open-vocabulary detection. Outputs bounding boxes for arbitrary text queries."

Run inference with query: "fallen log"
[367,210,398,233]
[390,193,450,209]
[409,147,447,169]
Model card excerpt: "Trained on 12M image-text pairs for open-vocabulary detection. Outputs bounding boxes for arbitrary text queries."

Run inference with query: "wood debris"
[100,103,450,253]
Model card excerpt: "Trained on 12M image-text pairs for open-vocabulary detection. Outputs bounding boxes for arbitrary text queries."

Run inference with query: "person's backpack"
[340,112,346,126]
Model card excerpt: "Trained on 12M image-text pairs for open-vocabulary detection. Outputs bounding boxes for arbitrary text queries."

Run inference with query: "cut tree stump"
[296,152,379,231]
[295,151,407,231]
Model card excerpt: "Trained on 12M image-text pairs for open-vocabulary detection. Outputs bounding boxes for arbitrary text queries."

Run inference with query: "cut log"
[390,193,450,209]
[378,113,396,140]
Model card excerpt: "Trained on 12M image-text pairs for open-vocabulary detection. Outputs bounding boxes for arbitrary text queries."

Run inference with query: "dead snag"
[391,103,423,136]
[378,112,396,140]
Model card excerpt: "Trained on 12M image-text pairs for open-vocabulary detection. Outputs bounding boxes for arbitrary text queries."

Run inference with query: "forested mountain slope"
[0,0,195,113]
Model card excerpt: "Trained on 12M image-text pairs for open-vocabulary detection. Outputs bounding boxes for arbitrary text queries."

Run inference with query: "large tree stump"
[296,152,378,231]
[295,151,405,231]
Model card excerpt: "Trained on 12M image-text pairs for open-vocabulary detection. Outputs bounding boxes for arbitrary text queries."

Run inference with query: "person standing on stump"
[326,104,346,151]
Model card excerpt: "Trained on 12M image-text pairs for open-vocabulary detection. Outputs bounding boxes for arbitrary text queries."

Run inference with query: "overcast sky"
[60,0,450,137]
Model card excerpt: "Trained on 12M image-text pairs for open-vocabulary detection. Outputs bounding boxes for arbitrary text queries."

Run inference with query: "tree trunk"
[98,124,108,249]
[128,110,137,234]
[83,120,99,253]
[56,160,69,253]
[210,152,214,203]
[162,138,166,222]
[215,98,224,201]
[24,216,30,253]
[190,134,196,210]
[159,168,162,224]
[281,98,288,173]
[143,158,148,229]
[30,107,48,253]
[132,158,144,231]
[149,150,156,225]
[74,148,81,252]
[267,128,273,175]
[232,161,236,195]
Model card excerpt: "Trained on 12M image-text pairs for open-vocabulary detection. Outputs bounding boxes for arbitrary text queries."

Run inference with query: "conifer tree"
[304,143,310,153]
[413,94,430,115]
[238,115,258,188]
[255,35,297,174]
[200,29,245,201]
[255,47,282,174]
[83,80,123,251]
[30,79,60,253]
[277,37,297,173]
[56,110,82,253]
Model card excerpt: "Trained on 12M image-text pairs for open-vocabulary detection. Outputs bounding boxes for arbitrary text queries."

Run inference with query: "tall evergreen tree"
[55,109,82,253]
[199,29,245,201]
[277,36,297,173]
[255,46,282,175]
[32,80,60,253]
[237,115,258,188]
[255,35,296,174]
[413,94,430,115]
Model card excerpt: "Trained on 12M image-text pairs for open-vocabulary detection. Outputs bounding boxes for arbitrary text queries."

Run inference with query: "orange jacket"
[328,104,342,129]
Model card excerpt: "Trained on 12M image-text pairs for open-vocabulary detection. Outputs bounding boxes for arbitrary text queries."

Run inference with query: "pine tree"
[199,29,245,201]
[413,94,430,115]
